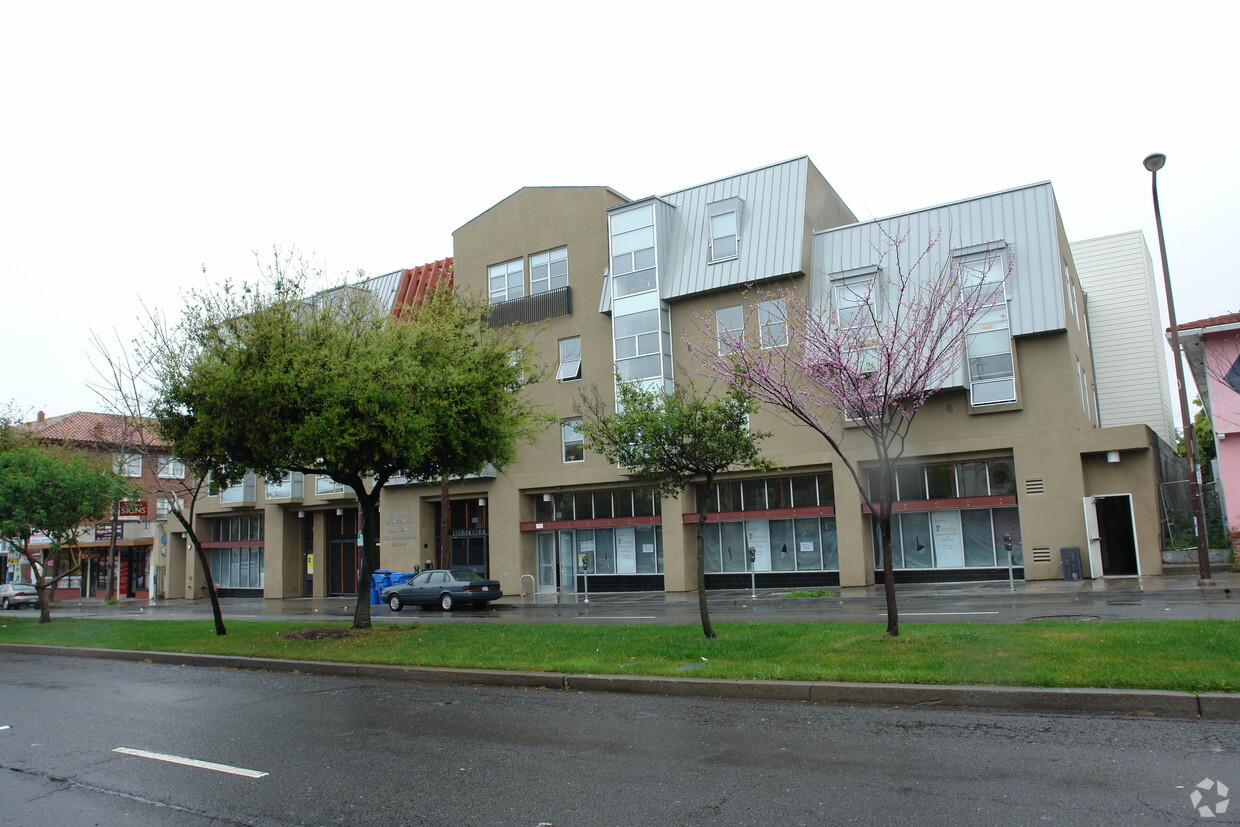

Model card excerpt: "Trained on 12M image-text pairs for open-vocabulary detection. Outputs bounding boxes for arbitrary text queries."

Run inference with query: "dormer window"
[710,212,738,261]
[707,197,743,262]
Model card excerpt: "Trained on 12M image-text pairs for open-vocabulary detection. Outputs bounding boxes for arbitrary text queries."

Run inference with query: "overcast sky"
[2,1,1236,417]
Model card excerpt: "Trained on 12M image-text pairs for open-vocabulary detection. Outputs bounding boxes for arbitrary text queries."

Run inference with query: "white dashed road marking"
[899,611,1000,616]
[113,747,268,778]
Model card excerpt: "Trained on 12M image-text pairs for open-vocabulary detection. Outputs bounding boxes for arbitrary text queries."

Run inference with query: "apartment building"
[179,159,1171,599]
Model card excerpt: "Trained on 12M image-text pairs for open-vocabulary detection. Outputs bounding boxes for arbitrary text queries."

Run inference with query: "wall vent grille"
[1031,547,1052,564]
[1025,478,1045,495]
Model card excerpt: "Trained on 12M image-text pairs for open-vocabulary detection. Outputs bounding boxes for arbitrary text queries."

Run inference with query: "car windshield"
[449,570,484,581]
[7,583,34,589]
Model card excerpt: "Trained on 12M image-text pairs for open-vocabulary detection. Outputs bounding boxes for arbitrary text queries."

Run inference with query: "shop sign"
[118,500,149,519]
[95,523,124,541]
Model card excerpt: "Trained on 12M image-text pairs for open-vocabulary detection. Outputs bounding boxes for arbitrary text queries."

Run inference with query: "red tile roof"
[1175,312,1240,332]
[392,257,452,317]
[19,411,166,449]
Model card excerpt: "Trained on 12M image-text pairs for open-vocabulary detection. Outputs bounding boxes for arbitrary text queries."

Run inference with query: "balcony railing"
[487,286,571,327]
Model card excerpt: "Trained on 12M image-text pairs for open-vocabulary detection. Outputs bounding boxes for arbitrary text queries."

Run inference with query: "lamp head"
[1143,153,1166,172]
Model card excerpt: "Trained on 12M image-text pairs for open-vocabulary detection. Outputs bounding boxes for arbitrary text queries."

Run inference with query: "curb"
[2,643,1235,720]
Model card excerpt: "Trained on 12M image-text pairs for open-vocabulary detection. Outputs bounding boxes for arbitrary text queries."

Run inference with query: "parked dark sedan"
[381,569,503,612]
[0,582,39,609]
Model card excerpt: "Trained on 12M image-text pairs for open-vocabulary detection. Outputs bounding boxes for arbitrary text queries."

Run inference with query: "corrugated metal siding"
[356,269,404,311]
[659,157,808,299]
[812,182,1067,338]
[1071,231,1176,445]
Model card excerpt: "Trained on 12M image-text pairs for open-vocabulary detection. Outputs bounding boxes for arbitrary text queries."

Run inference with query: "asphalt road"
[1,654,1236,825]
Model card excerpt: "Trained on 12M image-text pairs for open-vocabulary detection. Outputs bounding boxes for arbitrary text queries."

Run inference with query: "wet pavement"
[24,570,1240,625]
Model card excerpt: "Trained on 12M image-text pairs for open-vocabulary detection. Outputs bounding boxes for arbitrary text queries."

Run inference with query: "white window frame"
[614,309,663,381]
[114,453,142,477]
[758,298,788,348]
[835,276,876,330]
[156,496,176,520]
[709,212,739,262]
[530,247,568,295]
[609,205,657,298]
[952,245,1015,407]
[716,305,743,354]
[315,475,347,495]
[157,456,186,479]
[562,418,584,463]
[488,258,525,305]
[1063,257,1079,328]
[556,336,582,382]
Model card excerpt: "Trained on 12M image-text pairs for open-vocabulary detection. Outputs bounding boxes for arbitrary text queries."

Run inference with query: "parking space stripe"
[113,747,268,778]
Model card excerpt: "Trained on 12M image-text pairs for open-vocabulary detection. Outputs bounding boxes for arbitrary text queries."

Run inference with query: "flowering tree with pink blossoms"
[692,230,1009,636]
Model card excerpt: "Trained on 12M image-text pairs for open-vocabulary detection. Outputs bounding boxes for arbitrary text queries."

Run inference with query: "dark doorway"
[1096,495,1138,576]
[326,509,359,595]
[434,499,489,575]
[302,516,314,597]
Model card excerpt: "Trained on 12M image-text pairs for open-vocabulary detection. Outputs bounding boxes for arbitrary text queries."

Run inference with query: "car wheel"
[388,594,403,612]
[439,592,455,611]
[2,598,9,610]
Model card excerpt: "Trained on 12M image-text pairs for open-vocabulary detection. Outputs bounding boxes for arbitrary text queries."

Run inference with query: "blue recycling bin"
[371,570,394,604]
[390,571,416,586]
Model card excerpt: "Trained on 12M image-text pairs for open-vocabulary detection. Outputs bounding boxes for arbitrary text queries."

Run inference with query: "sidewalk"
[34,569,1240,625]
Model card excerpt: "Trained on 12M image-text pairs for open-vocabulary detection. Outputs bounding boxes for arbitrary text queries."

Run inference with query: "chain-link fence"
[1159,479,1229,550]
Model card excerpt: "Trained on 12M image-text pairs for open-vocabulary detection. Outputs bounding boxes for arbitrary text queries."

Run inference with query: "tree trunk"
[879,511,899,637]
[37,583,51,624]
[695,499,717,640]
[438,474,451,570]
[192,538,228,636]
[173,509,227,636]
[352,487,382,630]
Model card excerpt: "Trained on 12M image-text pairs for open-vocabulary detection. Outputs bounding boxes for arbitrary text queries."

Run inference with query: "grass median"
[0,617,1235,693]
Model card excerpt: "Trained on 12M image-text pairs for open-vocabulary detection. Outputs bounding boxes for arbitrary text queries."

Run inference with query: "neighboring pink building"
[1178,313,1240,553]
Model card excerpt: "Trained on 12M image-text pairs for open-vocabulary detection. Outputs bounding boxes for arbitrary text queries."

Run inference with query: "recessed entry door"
[536,533,557,593]
[1084,495,1139,577]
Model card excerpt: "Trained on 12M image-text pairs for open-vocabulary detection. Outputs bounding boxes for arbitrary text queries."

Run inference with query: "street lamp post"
[1144,152,1214,585]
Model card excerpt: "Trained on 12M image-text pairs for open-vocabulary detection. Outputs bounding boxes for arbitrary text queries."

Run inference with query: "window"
[709,212,738,261]
[758,299,787,348]
[556,336,582,382]
[156,496,175,520]
[1076,357,1089,416]
[835,277,875,329]
[610,205,656,298]
[209,547,265,589]
[114,453,142,477]
[530,247,568,295]
[1063,257,1079,327]
[614,309,662,381]
[562,418,584,463]
[315,475,347,495]
[716,305,743,354]
[698,473,833,513]
[966,306,1016,405]
[704,516,837,573]
[157,456,185,479]
[957,251,1007,309]
[488,258,524,304]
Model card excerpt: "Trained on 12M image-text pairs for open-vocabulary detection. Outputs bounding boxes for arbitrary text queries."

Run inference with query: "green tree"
[576,380,774,639]
[153,265,541,629]
[0,442,131,623]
